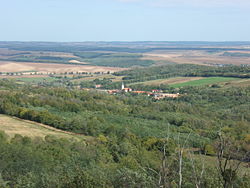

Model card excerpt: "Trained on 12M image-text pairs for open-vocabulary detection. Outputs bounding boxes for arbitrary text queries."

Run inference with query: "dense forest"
[0,72,249,187]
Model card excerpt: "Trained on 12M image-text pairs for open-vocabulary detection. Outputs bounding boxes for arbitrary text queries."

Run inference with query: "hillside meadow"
[0,114,88,141]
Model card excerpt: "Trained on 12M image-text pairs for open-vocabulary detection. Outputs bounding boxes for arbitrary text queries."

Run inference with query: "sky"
[0,0,250,41]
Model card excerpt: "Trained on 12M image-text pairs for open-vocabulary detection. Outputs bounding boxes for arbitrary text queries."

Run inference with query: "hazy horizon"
[1,41,250,43]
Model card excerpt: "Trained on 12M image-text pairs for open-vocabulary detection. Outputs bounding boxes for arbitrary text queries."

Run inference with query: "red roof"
[132,91,148,94]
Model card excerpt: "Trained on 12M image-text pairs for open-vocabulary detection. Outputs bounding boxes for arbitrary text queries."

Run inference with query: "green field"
[170,77,240,88]
[128,77,242,88]
[13,77,57,83]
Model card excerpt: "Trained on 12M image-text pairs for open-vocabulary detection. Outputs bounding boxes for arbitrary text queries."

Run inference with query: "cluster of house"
[95,83,180,100]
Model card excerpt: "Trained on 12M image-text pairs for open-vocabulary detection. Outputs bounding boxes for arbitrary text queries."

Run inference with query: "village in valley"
[0,68,180,100]
[88,82,180,100]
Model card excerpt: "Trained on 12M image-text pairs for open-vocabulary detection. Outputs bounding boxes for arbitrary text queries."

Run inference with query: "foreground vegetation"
[0,66,249,187]
[0,129,248,188]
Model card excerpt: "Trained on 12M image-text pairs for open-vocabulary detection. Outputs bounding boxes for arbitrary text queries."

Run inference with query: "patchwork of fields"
[1,42,250,76]
[129,77,243,88]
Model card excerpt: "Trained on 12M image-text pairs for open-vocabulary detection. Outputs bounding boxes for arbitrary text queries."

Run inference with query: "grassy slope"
[128,77,242,88]
[0,114,88,141]
[171,77,240,88]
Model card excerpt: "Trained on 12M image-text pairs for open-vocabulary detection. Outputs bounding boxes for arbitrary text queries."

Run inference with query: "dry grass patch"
[0,61,126,73]
[0,114,88,140]
[223,79,250,87]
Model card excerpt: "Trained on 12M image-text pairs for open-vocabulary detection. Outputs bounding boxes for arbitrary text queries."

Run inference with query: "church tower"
[121,82,125,90]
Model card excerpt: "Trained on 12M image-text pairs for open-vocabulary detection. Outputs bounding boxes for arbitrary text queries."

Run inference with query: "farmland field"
[71,74,124,84]
[1,42,250,77]
[145,49,250,66]
[128,77,204,86]
[128,77,242,88]
[170,77,240,88]
[0,61,125,74]
[13,76,57,83]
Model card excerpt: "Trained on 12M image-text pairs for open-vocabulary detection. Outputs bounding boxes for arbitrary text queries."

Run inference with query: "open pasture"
[0,114,86,140]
